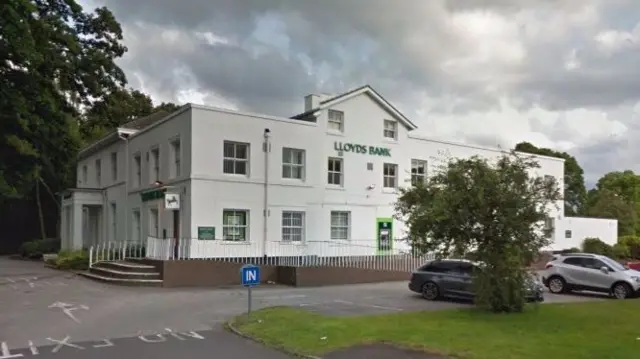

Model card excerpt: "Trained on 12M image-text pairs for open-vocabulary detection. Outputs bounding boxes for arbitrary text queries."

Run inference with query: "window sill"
[279,241,307,246]
[220,241,251,245]
[383,138,398,144]
[326,131,345,137]
[326,186,345,191]
[382,188,397,194]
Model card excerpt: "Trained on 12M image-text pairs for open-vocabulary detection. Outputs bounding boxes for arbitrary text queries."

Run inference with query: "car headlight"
[631,276,640,283]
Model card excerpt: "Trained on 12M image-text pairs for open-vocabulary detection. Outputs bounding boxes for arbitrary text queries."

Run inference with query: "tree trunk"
[35,179,46,239]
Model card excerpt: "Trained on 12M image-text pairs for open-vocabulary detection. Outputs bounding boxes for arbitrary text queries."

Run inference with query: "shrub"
[613,243,631,259]
[19,238,61,259]
[618,236,640,259]
[53,250,89,270]
[581,237,613,257]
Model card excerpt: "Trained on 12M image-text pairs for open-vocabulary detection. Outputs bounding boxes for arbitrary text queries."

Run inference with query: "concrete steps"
[79,261,163,287]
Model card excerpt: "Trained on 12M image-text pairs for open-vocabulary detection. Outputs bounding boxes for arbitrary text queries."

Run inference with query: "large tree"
[584,189,636,237]
[395,153,561,313]
[0,0,127,242]
[514,142,587,216]
[588,170,640,235]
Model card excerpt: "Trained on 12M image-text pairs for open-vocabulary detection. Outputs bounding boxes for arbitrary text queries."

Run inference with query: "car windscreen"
[600,256,627,271]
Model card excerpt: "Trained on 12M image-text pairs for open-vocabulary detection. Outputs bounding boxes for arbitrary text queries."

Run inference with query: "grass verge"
[234,300,640,359]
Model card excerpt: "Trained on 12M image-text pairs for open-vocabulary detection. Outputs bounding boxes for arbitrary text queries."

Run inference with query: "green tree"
[515,142,586,216]
[395,153,561,313]
[589,171,640,234]
[584,188,636,236]
[1,0,127,239]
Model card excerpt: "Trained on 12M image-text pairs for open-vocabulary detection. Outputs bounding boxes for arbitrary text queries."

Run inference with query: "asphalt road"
[0,257,606,359]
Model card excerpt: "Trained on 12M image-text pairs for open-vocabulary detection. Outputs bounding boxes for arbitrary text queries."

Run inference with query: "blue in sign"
[241,264,260,287]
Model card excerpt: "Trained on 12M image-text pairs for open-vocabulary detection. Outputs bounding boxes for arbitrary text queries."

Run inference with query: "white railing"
[88,238,436,272]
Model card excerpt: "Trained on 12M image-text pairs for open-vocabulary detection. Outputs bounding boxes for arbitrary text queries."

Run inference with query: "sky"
[78,0,640,187]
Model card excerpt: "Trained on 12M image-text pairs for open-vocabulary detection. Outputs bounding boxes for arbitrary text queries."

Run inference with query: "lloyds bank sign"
[334,141,391,157]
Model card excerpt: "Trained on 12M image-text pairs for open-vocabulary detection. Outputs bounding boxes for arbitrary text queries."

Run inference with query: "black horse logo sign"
[166,195,178,207]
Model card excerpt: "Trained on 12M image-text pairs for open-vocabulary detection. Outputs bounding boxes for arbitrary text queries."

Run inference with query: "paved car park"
[0,258,607,358]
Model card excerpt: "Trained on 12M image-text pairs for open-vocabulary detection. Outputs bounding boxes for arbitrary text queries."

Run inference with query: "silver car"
[540,252,640,299]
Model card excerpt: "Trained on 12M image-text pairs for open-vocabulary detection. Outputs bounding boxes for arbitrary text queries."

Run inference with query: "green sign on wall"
[334,141,391,157]
[140,188,166,202]
[198,226,216,240]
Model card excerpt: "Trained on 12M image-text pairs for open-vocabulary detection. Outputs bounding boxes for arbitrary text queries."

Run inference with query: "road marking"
[332,299,404,311]
[0,341,23,358]
[47,336,84,353]
[92,339,113,348]
[6,279,17,291]
[48,302,89,323]
[260,294,307,300]
[138,334,166,343]
[27,341,38,355]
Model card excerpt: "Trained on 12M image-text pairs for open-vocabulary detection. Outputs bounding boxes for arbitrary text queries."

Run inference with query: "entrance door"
[376,217,393,253]
[173,210,180,258]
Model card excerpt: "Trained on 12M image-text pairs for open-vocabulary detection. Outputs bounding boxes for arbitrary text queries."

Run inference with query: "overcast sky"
[79,0,640,187]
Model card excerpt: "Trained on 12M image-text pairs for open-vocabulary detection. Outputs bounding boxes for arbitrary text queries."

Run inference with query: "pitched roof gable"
[290,85,418,130]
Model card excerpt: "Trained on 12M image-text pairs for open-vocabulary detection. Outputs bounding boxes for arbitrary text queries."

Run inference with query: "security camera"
[367,184,376,190]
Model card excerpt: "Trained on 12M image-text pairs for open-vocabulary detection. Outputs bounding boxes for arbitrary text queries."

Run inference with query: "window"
[282,211,305,242]
[95,159,102,186]
[330,211,350,240]
[150,148,160,183]
[133,154,142,187]
[367,162,373,171]
[565,230,572,238]
[110,202,117,241]
[171,139,181,178]
[111,152,118,181]
[223,210,249,241]
[282,148,305,180]
[383,163,398,188]
[149,208,159,238]
[223,141,249,175]
[563,257,584,266]
[82,165,88,184]
[411,159,427,185]
[328,109,344,132]
[423,261,462,274]
[132,209,141,243]
[327,158,343,186]
[383,119,397,139]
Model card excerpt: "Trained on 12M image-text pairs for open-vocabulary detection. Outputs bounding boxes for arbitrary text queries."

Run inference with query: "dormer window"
[384,120,397,140]
[328,110,344,132]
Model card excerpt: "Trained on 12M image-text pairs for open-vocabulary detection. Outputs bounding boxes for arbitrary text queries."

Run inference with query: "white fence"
[88,238,436,272]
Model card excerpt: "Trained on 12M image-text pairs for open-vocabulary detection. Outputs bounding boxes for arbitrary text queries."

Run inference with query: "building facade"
[60,86,617,257]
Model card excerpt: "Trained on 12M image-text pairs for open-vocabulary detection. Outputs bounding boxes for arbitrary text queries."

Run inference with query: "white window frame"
[282,148,305,180]
[330,211,350,240]
[411,159,427,185]
[327,157,343,186]
[383,119,397,140]
[149,147,160,183]
[110,202,117,241]
[149,208,159,238]
[132,209,141,243]
[133,153,142,187]
[383,163,398,188]
[95,159,101,187]
[170,138,181,178]
[82,165,88,185]
[282,211,305,242]
[223,141,250,176]
[111,152,118,181]
[222,209,249,241]
[328,109,344,132]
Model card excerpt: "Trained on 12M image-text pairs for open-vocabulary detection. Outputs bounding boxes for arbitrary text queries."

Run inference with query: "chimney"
[304,94,321,112]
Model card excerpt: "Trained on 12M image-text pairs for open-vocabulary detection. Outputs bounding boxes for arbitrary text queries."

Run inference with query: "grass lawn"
[234,300,640,359]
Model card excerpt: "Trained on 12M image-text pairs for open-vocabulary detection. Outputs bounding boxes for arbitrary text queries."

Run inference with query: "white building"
[60,85,617,257]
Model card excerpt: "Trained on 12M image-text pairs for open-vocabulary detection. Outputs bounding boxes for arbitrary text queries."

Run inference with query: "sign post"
[240,264,260,319]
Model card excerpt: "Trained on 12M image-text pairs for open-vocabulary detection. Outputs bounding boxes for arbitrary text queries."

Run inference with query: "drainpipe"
[263,128,271,258]
[118,132,130,243]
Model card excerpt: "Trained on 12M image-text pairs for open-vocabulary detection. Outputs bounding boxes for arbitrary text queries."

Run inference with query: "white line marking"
[332,299,403,311]
[138,334,166,343]
[47,336,84,353]
[165,328,184,340]
[28,341,38,355]
[180,331,205,340]
[48,302,88,323]
[1,341,23,358]
[92,339,114,348]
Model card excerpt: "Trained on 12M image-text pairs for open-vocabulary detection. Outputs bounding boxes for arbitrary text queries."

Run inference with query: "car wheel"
[421,282,440,301]
[548,276,566,294]
[612,282,632,299]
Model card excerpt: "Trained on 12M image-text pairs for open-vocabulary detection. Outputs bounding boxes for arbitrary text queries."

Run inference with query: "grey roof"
[121,111,170,130]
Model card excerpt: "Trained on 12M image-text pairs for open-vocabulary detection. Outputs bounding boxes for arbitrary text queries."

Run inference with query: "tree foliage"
[515,142,587,216]
[585,188,637,236]
[587,170,640,235]
[395,153,562,312]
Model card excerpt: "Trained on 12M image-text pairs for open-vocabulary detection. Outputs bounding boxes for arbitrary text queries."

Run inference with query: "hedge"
[19,238,61,259]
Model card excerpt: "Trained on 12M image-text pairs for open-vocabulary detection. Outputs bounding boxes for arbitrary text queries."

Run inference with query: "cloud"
[79,0,640,185]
